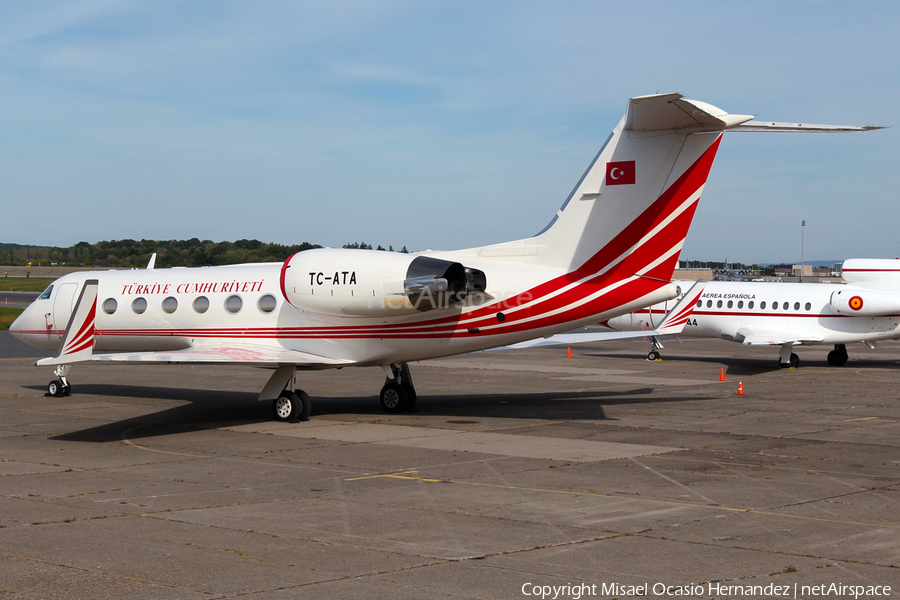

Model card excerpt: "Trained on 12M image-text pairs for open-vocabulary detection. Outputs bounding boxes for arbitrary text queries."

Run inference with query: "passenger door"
[51,283,78,337]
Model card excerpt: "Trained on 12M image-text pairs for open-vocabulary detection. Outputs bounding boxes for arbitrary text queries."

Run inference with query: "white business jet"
[604,259,900,368]
[10,93,879,420]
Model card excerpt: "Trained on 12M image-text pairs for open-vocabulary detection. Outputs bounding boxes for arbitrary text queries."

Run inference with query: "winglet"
[36,280,99,366]
[652,280,707,337]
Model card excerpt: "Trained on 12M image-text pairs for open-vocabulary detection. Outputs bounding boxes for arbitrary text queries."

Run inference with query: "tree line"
[0,239,408,269]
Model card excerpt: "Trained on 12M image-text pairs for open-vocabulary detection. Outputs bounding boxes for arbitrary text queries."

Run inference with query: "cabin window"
[717,300,723,308]
[258,294,277,313]
[39,285,54,300]
[748,301,754,309]
[706,300,712,308]
[783,302,789,310]
[225,295,243,314]
[727,300,733,309]
[738,300,743,309]
[102,298,117,315]
[162,297,178,314]
[696,300,702,308]
[193,296,210,314]
[772,301,779,310]
[793,302,800,311]
[805,302,812,311]
[132,298,147,314]
[760,301,766,309]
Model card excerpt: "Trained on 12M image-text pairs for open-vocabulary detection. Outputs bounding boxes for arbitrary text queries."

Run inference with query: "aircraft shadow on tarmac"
[581,350,900,376]
[46,384,710,443]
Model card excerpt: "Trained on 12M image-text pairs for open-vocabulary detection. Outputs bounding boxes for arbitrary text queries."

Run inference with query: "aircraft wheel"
[273,392,301,422]
[62,383,72,396]
[827,350,846,366]
[647,350,661,361]
[789,353,800,369]
[296,390,312,422]
[401,383,417,412]
[380,382,408,413]
[47,380,64,397]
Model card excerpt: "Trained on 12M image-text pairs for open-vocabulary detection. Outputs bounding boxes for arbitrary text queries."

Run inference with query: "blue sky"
[1,0,897,263]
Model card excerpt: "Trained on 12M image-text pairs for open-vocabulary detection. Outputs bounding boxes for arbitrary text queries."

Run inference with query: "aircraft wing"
[735,328,824,346]
[89,342,354,367]
[502,329,670,350]
[502,281,707,350]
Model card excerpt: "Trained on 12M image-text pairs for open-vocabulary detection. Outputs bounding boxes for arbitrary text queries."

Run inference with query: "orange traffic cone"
[718,368,726,382]
[567,347,572,358]
[736,380,744,395]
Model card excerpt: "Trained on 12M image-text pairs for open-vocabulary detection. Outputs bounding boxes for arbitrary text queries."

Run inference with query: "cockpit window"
[39,285,54,300]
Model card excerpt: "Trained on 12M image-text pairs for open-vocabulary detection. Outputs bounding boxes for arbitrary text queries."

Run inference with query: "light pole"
[801,220,806,282]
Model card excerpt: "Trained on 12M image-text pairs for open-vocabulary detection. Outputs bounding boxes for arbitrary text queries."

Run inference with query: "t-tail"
[469,93,880,328]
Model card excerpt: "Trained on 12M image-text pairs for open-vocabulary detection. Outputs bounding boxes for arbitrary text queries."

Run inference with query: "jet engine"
[830,288,900,317]
[280,248,487,317]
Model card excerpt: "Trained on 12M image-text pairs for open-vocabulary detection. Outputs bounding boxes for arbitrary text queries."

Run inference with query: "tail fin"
[529,93,751,276]
[36,280,98,366]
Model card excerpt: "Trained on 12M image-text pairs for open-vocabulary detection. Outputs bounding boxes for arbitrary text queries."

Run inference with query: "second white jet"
[603,259,900,368]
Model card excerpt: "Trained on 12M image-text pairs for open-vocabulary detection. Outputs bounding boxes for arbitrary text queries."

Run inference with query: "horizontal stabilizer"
[728,121,884,133]
[625,93,754,132]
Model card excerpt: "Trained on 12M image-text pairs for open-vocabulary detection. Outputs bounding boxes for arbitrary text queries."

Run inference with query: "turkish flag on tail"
[606,161,635,185]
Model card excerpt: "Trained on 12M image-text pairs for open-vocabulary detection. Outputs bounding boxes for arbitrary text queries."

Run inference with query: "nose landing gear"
[47,365,73,397]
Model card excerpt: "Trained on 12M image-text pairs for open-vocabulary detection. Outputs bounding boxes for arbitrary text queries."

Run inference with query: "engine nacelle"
[280,248,486,317]
[841,259,900,290]
[830,288,900,317]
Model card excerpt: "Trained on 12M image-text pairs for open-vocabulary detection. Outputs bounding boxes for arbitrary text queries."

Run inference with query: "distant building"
[673,268,714,281]
[792,264,813,278]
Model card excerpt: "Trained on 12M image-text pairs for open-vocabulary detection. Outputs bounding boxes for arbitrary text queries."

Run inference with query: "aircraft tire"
[789,353,800,368]
[297,390,312,422]
[401,383,417,412]
[62,383,72,396]
[47,380,64,397]
[273,392,301,422]
[380,382,408,413]
[647,350,661,361]
[827,350,846,366]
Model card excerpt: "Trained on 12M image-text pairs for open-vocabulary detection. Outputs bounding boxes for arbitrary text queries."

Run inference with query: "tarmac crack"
[0,549,219,597]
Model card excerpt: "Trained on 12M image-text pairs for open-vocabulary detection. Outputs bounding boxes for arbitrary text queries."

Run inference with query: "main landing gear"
[47,365,72,397]
[265,362,419,419]
[379,363,418,413]
[778,344,800,369]
[778,343,851,369]
[827,343,849,366]
[646,336,663,361]
[273,389,312,423]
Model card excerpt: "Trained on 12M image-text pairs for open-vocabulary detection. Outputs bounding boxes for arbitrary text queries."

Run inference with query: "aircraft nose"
[9,306,31,341]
